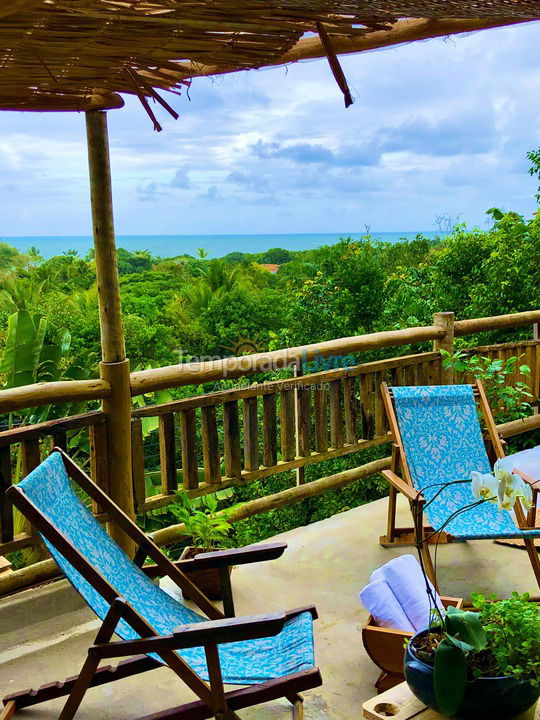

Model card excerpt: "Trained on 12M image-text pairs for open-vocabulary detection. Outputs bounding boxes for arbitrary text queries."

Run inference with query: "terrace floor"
[1,495,538,719]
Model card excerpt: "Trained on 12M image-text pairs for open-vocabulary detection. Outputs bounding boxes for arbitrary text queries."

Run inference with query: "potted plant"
[404,592,540,720]
[403,456,540,719]
[170,492,236,600]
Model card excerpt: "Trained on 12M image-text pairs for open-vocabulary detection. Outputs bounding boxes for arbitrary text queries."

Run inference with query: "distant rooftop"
[260,263,280,273]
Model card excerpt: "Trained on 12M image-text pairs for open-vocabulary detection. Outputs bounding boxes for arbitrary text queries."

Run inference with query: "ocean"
[0,231,440,259]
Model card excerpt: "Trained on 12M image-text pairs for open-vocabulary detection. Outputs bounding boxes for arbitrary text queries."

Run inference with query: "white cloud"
[0,21,539,237]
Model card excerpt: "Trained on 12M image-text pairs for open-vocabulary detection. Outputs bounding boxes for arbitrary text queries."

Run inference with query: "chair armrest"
[184,542,287,569]
[381,469,423,503]
[142,542,287,578]
[89,612,287,659]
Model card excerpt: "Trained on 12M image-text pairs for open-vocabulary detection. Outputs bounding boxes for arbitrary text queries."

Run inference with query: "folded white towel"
[506,446,540,482]
[359,579,415,632]
[370,554,444,632]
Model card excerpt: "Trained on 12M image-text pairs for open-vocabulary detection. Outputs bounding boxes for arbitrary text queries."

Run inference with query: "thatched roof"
[0,1,538,113]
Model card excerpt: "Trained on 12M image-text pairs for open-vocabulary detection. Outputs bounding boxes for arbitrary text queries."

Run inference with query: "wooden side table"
[363,682,539,720]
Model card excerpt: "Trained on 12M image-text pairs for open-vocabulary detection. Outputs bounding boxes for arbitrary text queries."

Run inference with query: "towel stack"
[359,554,444,633]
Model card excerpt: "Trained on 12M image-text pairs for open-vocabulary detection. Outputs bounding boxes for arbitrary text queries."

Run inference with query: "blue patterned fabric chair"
[3,450,321,720]
[379,382,540,589]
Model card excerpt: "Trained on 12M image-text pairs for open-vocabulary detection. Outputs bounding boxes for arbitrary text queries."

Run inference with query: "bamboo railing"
[1,309,540,595]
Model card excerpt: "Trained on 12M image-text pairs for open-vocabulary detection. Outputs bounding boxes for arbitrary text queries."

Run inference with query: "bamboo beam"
[454,309,540,336]
[0,95,125,112]
[0,379,110,415]
[86,110,134,553]
[279,17,532,65]
[130,325,445,395]
[170,17,532,81]
[497,413,540,438]
[150,456,392,547]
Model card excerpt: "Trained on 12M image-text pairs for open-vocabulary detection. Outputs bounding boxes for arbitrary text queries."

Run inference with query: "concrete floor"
[0,495,538,720]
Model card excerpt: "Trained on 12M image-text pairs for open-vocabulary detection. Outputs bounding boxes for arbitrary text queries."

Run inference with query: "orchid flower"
[470,471,499,505]
[494,458,532,512]
[470,460,533,513]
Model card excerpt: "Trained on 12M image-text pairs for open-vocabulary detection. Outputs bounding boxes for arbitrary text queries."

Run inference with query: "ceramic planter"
[404,630,539,720]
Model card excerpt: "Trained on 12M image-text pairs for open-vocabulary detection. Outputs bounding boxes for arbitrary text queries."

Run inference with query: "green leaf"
[434,638,468,717]
[0,310,46,387]
[445,607,487,652]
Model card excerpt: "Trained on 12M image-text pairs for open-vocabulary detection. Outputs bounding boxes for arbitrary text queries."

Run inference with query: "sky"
[0,21,539,238]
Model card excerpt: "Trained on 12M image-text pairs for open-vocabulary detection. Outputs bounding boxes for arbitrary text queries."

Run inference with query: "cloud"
[251,139,380,166]
[136,181,168,202]
[168,167,191,188]
[199,185,222,201]
[379,112,497,156]
[2,22,540,235]
[227,170,269,192]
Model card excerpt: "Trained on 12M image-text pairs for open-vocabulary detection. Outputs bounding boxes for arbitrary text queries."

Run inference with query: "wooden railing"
[1,309,540,594]
[131,351,442,511]
[0,411,108,555]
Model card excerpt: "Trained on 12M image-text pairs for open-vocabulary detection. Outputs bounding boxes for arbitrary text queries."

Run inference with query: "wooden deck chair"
[1,449,321,720]
[379,381,540,590]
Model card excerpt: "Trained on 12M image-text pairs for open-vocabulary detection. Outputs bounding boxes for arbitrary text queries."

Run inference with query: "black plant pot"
[404,630,540,720]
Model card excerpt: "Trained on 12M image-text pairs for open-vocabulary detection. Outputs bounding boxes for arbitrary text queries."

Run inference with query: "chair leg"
[523,537,540,589]
[204,644,242,720]
[413,501,439,593]
[386,486,397,544]
[0,701,15,720]
[288,693,304,720]
[58,653,100,720]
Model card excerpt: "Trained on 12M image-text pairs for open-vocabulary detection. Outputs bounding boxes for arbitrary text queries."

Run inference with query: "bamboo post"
[433,312,455,385]
[294,359,306,485]
[86,110,134,554]
[533,322,539,415]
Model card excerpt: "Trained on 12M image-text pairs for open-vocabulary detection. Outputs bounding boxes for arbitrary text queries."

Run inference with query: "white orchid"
[470,459,533,513]
[470,471,499,505]
[494,457,532,512]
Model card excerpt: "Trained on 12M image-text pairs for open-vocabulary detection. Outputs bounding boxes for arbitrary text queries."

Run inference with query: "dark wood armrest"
[381,469,423,503]
[285,604,318,621]
[142,541,287,578]
[186,542,287,569]
[90,613,286,659]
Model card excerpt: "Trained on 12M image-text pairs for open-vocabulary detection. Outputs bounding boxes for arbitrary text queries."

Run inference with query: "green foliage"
[527,148,540,203]
[415,594,540,717]
[168,493,236,550]
[259,247,294,264]
[116,248,154,274]
[472,592,540,687]
[441,350,532,421]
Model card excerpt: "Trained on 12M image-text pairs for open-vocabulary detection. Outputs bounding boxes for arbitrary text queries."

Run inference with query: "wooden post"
[433,312,455,385]
[86,110,134,554]
[294,359,306,485]
[533,322,539,415]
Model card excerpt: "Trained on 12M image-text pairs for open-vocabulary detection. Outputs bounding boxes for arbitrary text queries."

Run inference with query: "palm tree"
[0,275,50,312]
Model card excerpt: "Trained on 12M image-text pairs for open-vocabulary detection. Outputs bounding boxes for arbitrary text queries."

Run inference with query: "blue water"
[0,231,440,259]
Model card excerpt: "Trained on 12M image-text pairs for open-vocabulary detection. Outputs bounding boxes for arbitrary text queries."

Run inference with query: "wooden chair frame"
[379,380,540,590]
[1,449,321,720]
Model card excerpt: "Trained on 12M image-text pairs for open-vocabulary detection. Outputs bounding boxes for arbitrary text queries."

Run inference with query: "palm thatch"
[0,0,538,112]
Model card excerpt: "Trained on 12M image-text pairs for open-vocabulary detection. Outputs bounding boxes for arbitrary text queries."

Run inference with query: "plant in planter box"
[169,493,236,600]
[405,593,540,720]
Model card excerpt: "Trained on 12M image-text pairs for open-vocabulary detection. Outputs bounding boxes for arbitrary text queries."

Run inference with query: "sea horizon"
[0,231,440,259]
